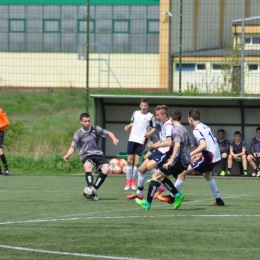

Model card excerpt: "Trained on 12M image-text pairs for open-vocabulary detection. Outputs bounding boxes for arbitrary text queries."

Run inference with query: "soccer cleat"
[124,179,131,190]
[131,178,137,190]
[135,198,151,210]
[126,192,143,200]
[152,185,165,200]
[157,194,175,204]
[212,199,225,206]
[173,192,185,210]
[4,169,10,175]
[146,177,152,183]
[92,196,99,201]
[226,170,231,176]
[219,170,226,176]
[0,171,3,176]
[243,171,248,177]
[257,171,260,177]
[252,172,257,177]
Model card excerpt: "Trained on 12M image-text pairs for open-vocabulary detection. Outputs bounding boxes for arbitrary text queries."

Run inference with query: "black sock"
[94,172,107,190]
[221,158,227,171]
[147,180,161,203]
[228,168,232,172]
[0,154,8,169]
[85,172,94,187]
[255,169,258,174]
[0,165,2,173]
[162,178,179,195]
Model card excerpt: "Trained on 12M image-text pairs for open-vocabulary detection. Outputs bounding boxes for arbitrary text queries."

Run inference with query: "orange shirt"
[0,108,10,131]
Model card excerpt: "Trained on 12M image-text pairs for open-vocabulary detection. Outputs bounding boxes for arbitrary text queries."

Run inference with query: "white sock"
[136,171,147,195]
[133,166,139,179]
[126,166,133,180]
[208,179,221,198]
[146,169,156,177]
[174,178,184,191]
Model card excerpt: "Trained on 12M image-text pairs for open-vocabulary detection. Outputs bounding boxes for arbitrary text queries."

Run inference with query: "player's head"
[155,105,168,122]
[188,109,200,127]
[256,127,260,139]
[80,113,91,130]
[139,98,149,113]
[234,131,242,141]
[171,109,182,122]
[217,129,225,139]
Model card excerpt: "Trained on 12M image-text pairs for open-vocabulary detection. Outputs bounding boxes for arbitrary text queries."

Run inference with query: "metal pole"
[179,0,183,96]
[240,0,245,97]
[86,0,90,113]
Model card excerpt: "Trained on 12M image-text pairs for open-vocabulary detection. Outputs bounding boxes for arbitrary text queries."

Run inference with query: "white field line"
[0,194,253,226]
[0,245,154,260]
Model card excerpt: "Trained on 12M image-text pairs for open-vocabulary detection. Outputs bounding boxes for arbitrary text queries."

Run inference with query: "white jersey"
[129,110,156,145]
[158,118,173,154]
[193,122,221,163]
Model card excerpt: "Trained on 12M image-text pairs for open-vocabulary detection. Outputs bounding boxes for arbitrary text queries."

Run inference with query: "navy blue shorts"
[191,158,220,174]
[148,150,170,167]
[82,154,108,173]
[158,159,188,178]
[127,141,144,157]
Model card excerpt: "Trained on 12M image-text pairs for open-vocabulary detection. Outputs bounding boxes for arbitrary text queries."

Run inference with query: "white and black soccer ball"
[83,186,96,199]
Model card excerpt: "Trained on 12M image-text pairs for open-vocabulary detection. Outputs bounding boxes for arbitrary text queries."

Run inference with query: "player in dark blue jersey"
[217,129,230,176]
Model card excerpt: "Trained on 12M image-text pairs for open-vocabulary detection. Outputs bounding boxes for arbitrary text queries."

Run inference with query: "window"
[212,64,230,70]
[147,19,159,34]
[43,19,60,33]
[175,63,206,72]
[252,37,260,44]
[245,37,260,45]
[245,38,251,44]
[78,19,95,33]
[248,64,259,71]
[9,19,26,33]
[112,20,130,33]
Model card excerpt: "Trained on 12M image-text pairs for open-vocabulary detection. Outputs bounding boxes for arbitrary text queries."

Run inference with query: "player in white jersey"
[124,99,156,190]
[126,105,173,200]
[158,109,225,206]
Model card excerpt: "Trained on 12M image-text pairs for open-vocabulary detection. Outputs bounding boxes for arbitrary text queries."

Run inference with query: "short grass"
[0,175,259,260]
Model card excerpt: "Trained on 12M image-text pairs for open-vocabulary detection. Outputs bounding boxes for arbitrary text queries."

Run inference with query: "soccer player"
[124,99,156,190]
[218,129,230,176]
[63,112,119,201]
[247,127,260,177]
[158,109,225,206]
[126,104,173,200]
[227,131,247,176]
[0,108,10,175]
[135,109,192,210]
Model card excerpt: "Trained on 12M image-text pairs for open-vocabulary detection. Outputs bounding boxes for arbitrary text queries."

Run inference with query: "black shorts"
[158,159,188,178]
[0,131,4,148]
[82,154,109,173]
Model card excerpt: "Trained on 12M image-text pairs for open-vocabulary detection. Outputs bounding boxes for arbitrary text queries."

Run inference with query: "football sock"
[147,180,161,203]
[133,166,139,179]
[146,169,156,177]
[207,179,221,198]
[0,154,8,169]
[126,165,133,180]
[174,178,184,191]
[162,178,179,195]
[85,172,94,187]
[94,172,107,190]
[221,158,227,171]
[137,171,147,188]
[0,165,2,173]
[228,168,232,172]
[255,168,259,174]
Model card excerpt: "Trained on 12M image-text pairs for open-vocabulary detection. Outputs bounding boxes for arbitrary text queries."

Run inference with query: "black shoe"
[0,171,3,176]
[212,199,225,206]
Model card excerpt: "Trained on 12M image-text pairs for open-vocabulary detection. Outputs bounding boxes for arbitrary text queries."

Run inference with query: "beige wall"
[0,53,159,89]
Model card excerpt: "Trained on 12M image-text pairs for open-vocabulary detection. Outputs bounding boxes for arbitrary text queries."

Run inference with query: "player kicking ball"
[135,109,192,210]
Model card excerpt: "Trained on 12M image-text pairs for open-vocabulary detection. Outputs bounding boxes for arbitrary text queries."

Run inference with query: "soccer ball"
[83,186,96,199]
[112,165,122,174]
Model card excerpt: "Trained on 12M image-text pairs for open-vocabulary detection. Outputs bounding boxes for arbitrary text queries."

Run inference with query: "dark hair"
[218,129,225,134]
[188,109,200,121]
[171,109,182,121]
[140,98,148,104]
[80,113,90,120]
[256,127,260,132]
[234,131,241,136]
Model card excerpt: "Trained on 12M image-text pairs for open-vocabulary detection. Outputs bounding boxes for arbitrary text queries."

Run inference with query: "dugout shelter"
[91,94,260,174]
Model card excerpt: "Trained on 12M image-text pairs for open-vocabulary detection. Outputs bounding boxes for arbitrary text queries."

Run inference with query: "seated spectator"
[227,131,247,176]
[217,129,230,176]
[247,127,260,177]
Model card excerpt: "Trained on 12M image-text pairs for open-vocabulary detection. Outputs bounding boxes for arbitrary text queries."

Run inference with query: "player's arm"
[107,131,119,146]
[190,139,206,157]
[144,127,156,139]
[63,147,75,162]
[124,122,133,131]
[147,136,172,148]
[163,142,180,169]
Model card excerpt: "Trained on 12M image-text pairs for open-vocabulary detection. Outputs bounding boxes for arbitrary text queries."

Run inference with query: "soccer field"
[0,175,259,260]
